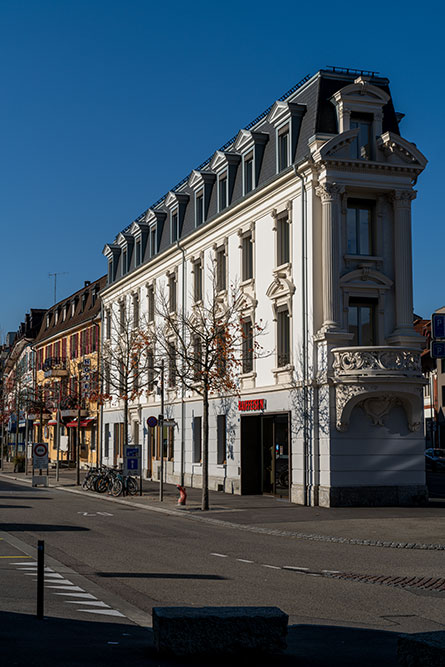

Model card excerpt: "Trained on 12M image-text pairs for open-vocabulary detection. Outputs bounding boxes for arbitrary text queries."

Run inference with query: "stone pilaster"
[315,182,344,332]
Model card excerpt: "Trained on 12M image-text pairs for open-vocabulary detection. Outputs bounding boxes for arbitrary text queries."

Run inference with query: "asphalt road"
[1,477,445,641]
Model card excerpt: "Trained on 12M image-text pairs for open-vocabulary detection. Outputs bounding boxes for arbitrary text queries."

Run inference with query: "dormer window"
[46,313,51,329]
[63,305,67,321]
[218,172,228,212]
[278,126,290,171]
[171,210,179,243]
[122,249,127,276]
[350,113,373,160]
[135,239,141,267]
[81,292,88,313]
[150,225,157,257]
[234,130,269,196]
[195,192,204,226]
[244,152,254,194]
[108,260,113,282]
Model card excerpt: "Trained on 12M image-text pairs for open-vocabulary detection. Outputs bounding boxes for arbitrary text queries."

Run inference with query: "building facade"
[33,277,106,467]
[101,67,428,506]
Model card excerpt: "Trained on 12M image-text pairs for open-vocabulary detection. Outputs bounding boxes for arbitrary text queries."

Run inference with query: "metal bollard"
[37,540,44,619]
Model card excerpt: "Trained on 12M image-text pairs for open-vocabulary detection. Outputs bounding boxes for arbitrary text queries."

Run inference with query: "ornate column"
[390,190,417,341]
[316,183,344,331]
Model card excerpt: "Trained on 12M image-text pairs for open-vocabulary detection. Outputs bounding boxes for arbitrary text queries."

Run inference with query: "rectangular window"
[242,319,253,373]
[122,250,127,276]
[218,174,227,211]
[242,232,253,281]
[133,356,139,393]
[133,293,139,328]
[147,285,155,322]
[278,127,289,171]
[106,310,111,340]
[217,414,226,465]
[193,335,202,381]
[169,275,176,313]
[193,416,202,462]
[104,424,110,458]
[277,215,290,266]
[171,211,178,243]
[348,298,376,346]
[147,350,154,392]
[167,427,174,461]
[194,260,202,303]
[150,227,157,257]
[216,247,226,292]
[168,343,176,387]
[135,240,141,266]
[108,261,113,282]
[346,200,373,256]
[350,114,373,160]
[244,153,253,194]
[120,302,125,332]
[196,192,204,226]
[277,309,290,367]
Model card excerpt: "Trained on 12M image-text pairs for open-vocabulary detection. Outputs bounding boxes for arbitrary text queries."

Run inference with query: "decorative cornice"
[315,182,344,202]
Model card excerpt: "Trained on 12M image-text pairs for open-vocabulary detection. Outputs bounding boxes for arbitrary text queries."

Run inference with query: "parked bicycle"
[82,464,138,497]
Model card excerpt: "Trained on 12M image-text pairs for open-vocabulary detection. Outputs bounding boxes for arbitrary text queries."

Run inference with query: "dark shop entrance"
[240,413,290,497]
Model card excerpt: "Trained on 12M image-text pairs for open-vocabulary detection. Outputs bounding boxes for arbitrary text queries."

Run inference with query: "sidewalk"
[1,467,445,548]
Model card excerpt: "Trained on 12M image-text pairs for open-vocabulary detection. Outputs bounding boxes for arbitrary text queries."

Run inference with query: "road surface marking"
[283,566,309,571]
[322,570,341,574]
[54,592,97,599]
[78,609,125,617]
[262,564,281,570]
[12,561,36,565]
[46,585,85,591]
[0,555,32,558]
[211,553,228,558]
[237,559,254,563]
[66,600,110,607]
[24,572,62,578]
[42,578,74,586]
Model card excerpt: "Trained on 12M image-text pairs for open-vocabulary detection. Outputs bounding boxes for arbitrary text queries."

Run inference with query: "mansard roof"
[105,67,402,282]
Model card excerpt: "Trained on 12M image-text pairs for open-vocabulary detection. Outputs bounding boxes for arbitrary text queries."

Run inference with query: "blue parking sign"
[432,313,445,340]
[431,341,445,359]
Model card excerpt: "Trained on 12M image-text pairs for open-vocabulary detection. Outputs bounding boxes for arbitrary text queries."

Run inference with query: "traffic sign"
[123,444,141,476]
[432,313,445,340]
[147,416,158,428]
[431,341,445,359]
[33,443,48,470]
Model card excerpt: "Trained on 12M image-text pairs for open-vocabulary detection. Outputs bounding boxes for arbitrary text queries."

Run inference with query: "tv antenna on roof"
[48,272,68,305]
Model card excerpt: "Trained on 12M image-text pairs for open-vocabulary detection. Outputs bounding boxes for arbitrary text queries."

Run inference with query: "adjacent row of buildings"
[1,66,437,506]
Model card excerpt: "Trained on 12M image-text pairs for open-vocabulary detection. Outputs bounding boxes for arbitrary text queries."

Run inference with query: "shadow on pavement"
[0,610,402,666]
[96,572,227,580]
[0,524,89,532]
[0,505,32,509]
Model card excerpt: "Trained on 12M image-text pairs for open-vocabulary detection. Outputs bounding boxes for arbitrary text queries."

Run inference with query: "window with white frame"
[147,284,155,322]
[216,246,226,292]
[135,239,141,266]
[218,172,228,212]
[133,292,139,328]
[168,342,176,387]
[106,309,111,340]
[119,301,125,333]
[171,210,179,243]
[168,274,177,313]
[241,232,253,281]
[242,319,253,373]
[277,308,290,367]
[122,249,127,276]
[150,226,157,257]
[350,113,373,160]
[217,414,226,464]
[195,191,204,226]
[277,214,290,266]
[193,416,202,462]
[193,259,202,303]
[243,152,254,194]
[278,125,290,171]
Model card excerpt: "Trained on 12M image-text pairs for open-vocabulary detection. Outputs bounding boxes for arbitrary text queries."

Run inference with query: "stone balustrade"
[332,346,422,378]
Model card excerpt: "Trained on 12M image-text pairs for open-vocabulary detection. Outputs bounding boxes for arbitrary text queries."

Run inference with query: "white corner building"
[101,67,428,506]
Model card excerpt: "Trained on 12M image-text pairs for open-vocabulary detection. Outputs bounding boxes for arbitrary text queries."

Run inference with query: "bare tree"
[153,269,264,511]
[99,298,152,449]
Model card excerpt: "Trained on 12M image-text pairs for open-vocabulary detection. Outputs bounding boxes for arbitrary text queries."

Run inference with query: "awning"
[66,418,96,428]
[48,420,58,426]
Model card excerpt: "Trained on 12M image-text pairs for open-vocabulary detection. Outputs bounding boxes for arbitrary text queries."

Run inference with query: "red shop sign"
[238,398,266,412]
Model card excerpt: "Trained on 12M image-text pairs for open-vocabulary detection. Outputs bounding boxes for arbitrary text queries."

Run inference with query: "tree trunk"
[201,388,209,511]
[124,397,129,450]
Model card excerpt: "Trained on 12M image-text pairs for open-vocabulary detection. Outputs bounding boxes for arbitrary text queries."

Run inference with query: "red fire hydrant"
[176,484,187,506]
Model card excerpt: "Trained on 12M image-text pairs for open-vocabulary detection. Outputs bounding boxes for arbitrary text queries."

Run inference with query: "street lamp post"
[159,358,165,502]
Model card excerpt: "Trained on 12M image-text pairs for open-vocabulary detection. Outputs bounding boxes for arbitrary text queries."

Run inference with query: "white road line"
[283,566,310,571]
[54,592,97,599]
[24,573,63,578]
[210,553,228,558]
[262,564,281,570]
[236,559,254,563]
[65,600,110,607]
[46,585,85,591]
[322,570,341,574]
[42,579,74,586]
[78,609,125,617]
[12,562,38,566]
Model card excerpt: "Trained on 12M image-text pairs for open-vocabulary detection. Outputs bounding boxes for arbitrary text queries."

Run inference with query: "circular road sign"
[34,443,48,457]
[147,416,158,428]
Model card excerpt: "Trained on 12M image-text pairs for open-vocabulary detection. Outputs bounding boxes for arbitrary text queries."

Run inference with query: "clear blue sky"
[1,0,443,336]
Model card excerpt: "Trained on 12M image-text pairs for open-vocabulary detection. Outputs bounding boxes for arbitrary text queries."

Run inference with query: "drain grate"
[325,572,445,593]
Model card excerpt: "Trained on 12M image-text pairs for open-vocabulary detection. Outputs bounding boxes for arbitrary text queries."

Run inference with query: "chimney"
[84,281,91,287]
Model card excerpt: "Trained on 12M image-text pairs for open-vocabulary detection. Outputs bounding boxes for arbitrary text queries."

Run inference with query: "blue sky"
[1,0,443,336]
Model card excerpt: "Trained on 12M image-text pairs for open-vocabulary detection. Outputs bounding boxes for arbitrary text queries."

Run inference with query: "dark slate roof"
[34,276,107,345]
[106,67,399,282]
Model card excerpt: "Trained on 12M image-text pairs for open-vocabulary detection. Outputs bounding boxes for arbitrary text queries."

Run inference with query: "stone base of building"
[292,484,428,507]
[150,469,241,495]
